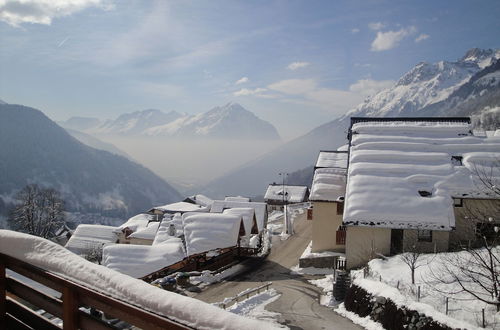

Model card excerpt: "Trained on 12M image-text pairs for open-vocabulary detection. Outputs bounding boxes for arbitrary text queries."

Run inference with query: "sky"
[0,0,499,140]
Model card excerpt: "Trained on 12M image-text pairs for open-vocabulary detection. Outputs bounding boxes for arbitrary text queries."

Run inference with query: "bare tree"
[400,244,425,285]
[83,243,104,265]
[8,184,66,239]
[431,158,500,311]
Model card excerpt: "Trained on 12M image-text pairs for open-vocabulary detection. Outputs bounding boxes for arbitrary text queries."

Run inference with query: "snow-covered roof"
[343,119,500,230]
[224,196,250,202]
[65,224,118,255]
[210,200,267,232]
[315,151,348,169]
[309,167,347,202]
[1,230,274,329]
[153,201,209,213]
[153,214,183,245]
[182,213,243,256]
[103,237,185,278]
[264,185,309,203]
[222,208,258,240]
[117,213,157,232]
[128,221,160,240]
[184,194,214,207]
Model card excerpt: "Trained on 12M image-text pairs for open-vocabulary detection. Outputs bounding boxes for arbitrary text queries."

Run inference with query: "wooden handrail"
[0,253,192,330]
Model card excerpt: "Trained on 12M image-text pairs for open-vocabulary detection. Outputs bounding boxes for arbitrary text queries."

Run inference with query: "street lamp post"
[279,172,291,235]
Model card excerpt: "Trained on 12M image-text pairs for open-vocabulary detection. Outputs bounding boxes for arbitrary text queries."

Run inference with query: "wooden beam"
[62,287,78,330]
[0,258,5,328]
[6,297,60,330]
[6,277,62,318]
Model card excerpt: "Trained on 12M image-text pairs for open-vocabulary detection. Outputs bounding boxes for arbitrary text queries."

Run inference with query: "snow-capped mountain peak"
[144,103,281,140]
[345,48,499,118]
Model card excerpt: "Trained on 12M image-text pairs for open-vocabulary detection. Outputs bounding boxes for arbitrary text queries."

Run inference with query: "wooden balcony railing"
[336,227,346,245]
[0,253,191,330]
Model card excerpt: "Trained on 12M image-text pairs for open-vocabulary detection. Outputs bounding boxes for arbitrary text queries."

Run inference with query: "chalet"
[65,224,118,255]
[309,151,348,253]
[264,184,309,211]
[114,213,160,245]
[342,117,500,269]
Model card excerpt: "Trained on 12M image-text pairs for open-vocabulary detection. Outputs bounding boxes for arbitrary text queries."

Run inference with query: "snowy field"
[355,251,500,329]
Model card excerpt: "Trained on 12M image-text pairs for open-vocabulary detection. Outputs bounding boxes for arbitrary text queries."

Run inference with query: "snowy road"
[194,213,362,330]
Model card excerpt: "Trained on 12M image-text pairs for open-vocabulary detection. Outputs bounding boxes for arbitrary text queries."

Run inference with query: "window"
[451,156,463,166]
[417,230,432,242]
[453,198,463,207]
[336,202,344,215]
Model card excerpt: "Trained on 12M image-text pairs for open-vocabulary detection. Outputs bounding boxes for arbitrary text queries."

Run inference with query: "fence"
[0,253,191,330]
[216,282,272,310]
[355,266,492,328]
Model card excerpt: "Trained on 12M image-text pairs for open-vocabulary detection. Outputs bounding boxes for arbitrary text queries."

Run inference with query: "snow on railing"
[215,282,273,310]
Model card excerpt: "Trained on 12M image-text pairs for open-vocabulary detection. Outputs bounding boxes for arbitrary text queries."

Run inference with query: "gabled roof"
[343,118,500,230]
[264,184,309,203]
[65,224,118,255]
[315,150,348,169]
[210,200,267,232]
[182,213,243,256]
[152,201,209,214]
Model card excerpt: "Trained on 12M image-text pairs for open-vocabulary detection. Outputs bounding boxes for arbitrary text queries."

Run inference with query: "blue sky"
[1,0,499,140]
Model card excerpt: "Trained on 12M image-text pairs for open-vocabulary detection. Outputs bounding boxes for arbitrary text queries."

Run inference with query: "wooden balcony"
[0,253,191,330]
[336,226,346,245]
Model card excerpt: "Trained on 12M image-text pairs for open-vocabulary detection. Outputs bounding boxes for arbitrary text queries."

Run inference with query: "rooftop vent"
[418,190,432,197]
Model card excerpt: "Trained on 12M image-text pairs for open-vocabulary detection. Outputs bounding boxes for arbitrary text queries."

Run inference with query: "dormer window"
[451,156,463,166]
[418,190,432,197]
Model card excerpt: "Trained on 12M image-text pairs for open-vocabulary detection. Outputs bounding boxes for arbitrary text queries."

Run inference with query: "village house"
[264,184,309,211]
[341,117,500,269]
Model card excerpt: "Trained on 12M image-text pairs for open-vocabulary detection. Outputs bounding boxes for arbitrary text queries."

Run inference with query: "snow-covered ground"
[215,287,287,328]
[356,251,500,329]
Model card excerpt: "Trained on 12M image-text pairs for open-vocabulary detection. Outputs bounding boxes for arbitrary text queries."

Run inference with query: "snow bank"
[225,196,251,202]
[344,120,500,230]
[154,201,209,213]
[65,224,118,255]
[0,230,277,330]
[183,213,242,256]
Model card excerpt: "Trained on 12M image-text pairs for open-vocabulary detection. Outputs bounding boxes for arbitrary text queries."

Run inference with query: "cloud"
[233,87,267,96]
[415,33,430,43]
[287,62,311,70]
[0,0,113,27]
[351,28,360,34]
[368,22,385,31]
[268,79,316,95]
[349,78,395,96]
[371,26,417,52]
[235,77,249,85]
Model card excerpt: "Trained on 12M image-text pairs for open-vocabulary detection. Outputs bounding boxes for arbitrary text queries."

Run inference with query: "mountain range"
[200,48,500,198]
[0,104,182,219]
[61,102,281,140]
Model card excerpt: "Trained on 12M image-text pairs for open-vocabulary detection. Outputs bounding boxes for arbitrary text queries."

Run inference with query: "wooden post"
[445,297,449,315]
[0,259,5,327]
[397,281,399,289]
[482,308,485,328]
[417,286,421,302]
[62,287,79,330]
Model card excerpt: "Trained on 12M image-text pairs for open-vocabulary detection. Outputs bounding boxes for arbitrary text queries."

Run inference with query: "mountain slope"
[95,109,182,135]
[202,48,500,198]
[65,128,131,159]
[145,102,281,140]
[59,116,101,132]
[0,104,182,217]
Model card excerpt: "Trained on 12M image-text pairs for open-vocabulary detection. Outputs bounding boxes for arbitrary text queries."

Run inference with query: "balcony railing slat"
[6,277,62,318]
[6,313,34,330]
[6,297,60,330]
[62,287,78,330]
[0,259,5,327]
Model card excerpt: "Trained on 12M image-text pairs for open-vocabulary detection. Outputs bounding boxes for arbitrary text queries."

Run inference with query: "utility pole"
[279,172,291,235]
